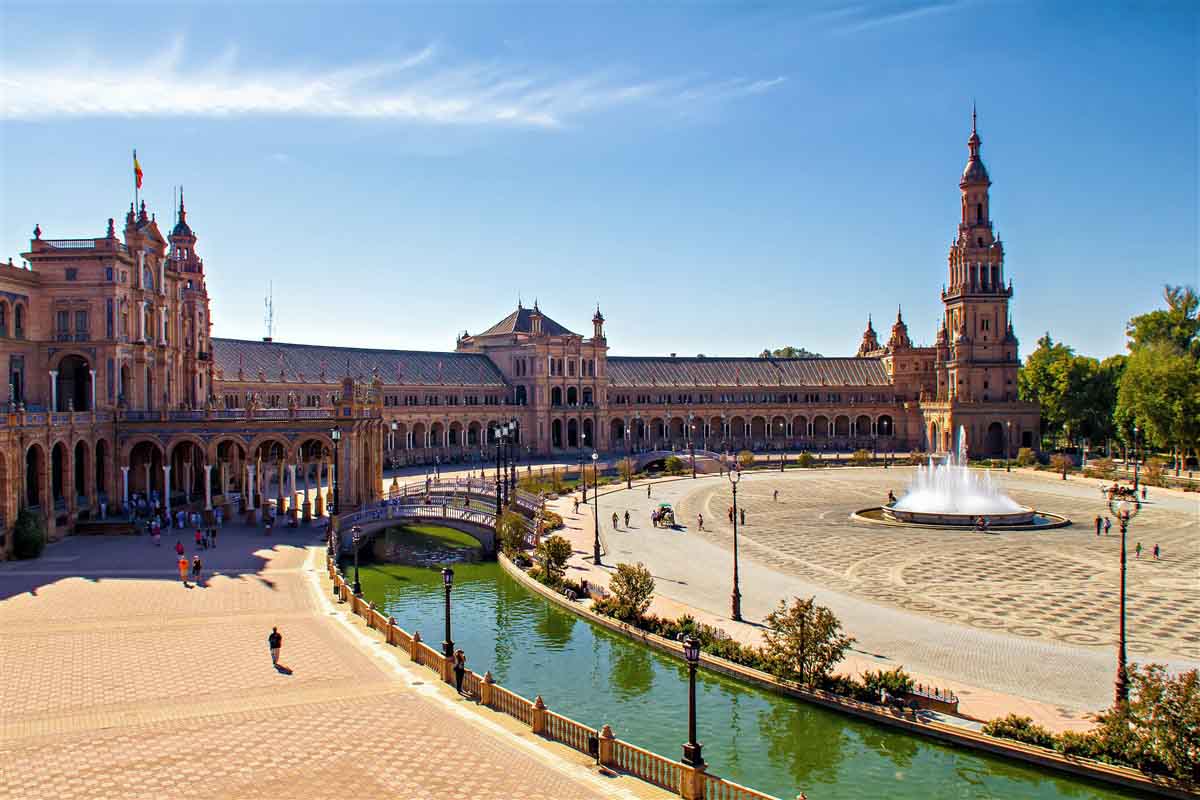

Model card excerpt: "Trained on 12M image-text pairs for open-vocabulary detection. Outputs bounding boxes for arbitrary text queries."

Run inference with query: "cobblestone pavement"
[581,468,1199,714]
[0,526,658,800]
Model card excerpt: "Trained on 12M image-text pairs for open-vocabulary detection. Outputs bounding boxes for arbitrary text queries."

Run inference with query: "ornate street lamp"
[1005,421,1012,473]
[1132,425,1141,493]
[591,451,601,566]
[330,426,342,516]
[1106,489,1141,706]
[508,419,519,497]
[351,525,362,595]
[389,420,397,468]
[681,636,705,768]
[494,425,503,519]
[441,566,455,659]
[728,466,743,621]
[689,421,696,479]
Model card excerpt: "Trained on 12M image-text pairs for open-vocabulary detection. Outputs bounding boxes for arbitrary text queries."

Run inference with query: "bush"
[1050,453,1073,476]
[737,450,755,470]
[982,714,1057,749]
[534,535,572,583]
[907,451,928,466]
[12,508,46,560]
[763,596,856,686]
[1085,457,1117,480]
[664,455,685,476]
[1016,447,1037,467]
[541,509,564,532]
[1144,458,1167,488]
[1054,730,1108,760]
[796,451,815,468]
[850,449,871,466]
[618,457,635,485]
[610,562,655,620]
[861,666,914,696]
[496,510,527,559]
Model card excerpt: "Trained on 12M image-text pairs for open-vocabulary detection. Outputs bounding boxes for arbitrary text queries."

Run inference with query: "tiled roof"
[211,338,507,386]
[607,356,891,387]
[475,305,577,337]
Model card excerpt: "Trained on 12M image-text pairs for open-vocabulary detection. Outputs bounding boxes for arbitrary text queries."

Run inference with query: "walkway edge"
[499,554,1195,800]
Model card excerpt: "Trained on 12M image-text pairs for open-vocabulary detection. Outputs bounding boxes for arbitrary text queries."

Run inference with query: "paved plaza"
[0,524,664,800]
[568,466,1198,718]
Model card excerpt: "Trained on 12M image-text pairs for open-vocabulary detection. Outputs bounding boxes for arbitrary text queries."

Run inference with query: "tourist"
[192,555,203,586]
[774,489,779,503]
[573,497,579,515]
[1104,517,1111,535]
[727,505,734,524]
[740,508,745,526]
[178,555,190,587]
[175,539,185,557]
[697,513,704,531]
[647,484,651,498]
[268,627,283,665]
[1095,515,1102,536]
[1135,541,1142,559]
[1141,486,1147,500]
[454,650,467,695]
[1153,543,1160,560]
[624,510,630,528]
[209,527,217,548]
[195,529,203,550]
[612,512,619,529]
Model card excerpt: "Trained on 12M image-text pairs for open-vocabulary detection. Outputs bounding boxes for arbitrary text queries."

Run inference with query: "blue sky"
[1,1,1195,360]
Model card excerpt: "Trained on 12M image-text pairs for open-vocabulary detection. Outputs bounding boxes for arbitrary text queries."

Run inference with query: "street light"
[509,419,519,497]
[441,566,455,659]
[494,425,503,519]
[681,636,705,768]
[728,466,742,622]
[1132,425,1140,493]
[351,525,362,595]
[689,423,696,479]
[1106,489,1141,706]
[591,451,601,566]
[330,426,342,516]
[1005,421,1012,473]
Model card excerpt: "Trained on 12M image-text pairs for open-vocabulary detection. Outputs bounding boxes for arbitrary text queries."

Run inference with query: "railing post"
[531,695,547,735]
[410,631,422,662]
[387,616,397,646]
[367,601,376,629]
[679,763,707,800]
[598,724,615,768]
[480,671,494,708]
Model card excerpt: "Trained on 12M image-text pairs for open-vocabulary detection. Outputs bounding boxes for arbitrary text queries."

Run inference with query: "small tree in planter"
[737,450,755,470]
[12,508,46,560]
[1016,447,1037,467]
[763,596,855,686]
[610,561,656,622]
[496,510,527,559]
[1050,453,1072,479]
[663,455,685,476]
[796,451,815,468]
[533,534,572,585]
[851,449,871,466]
[618,457,635,488]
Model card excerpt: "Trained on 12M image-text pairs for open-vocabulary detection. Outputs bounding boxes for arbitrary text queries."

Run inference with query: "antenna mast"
[263,282,275,342]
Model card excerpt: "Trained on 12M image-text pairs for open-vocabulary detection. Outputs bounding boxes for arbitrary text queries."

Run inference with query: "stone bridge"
[623,449,726,474]
[333,495,540,558]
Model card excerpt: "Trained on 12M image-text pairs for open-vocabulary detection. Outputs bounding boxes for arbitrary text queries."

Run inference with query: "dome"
[172,219,193,238]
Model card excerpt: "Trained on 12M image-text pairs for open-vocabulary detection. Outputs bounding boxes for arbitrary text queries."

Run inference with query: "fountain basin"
[852,506,1071,531]
[884,504,1036,526]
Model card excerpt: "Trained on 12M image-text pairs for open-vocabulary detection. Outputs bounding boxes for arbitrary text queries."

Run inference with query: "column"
[287,463,298,524]
[314,459,325,517]
[49,370,58,411]
[89,369,96,412]
[204,463,213,511]
[143,463,151,506]
[160,306,167,345]
[246,465,256,510]
[163,465,171,516]
[302,460,312,522]
[121,466,130,510]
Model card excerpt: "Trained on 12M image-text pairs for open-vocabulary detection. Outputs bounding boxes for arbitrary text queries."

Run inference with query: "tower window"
[976,203,983,223]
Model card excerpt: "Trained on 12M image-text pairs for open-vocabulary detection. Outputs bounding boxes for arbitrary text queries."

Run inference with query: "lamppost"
[578,453,586,503]
[389,420,397,470]
[689,422,696,479]
[1106,488,1141,705]
[591,451,601,566]
[681,636,704,768]
[1132,425,1140,493]
[441,566,455,659]
[494,426,503,520]
[351,525,362,595]
[508,419,518,497]
[1005,421,1012,473]
[729,466,742,622]
[330,426,342,516]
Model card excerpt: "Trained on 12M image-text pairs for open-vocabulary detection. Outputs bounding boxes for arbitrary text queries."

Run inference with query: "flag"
[133,150,143,189]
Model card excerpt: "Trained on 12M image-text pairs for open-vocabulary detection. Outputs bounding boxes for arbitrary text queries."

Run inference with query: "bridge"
[623,448,727,474]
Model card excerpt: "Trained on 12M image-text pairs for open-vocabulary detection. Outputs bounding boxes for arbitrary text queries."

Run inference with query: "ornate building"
[0,117,1037,558]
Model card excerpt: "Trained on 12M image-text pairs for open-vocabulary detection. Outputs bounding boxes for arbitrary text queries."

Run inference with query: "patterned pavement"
[0,525,661,800]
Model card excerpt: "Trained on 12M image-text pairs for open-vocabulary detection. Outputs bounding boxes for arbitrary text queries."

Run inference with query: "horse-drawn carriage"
[651,503,676,528]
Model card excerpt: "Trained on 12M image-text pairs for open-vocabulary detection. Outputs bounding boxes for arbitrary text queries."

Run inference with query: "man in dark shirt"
[268,627,282,664]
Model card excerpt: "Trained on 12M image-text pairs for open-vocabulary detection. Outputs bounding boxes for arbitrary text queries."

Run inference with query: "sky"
[0,1,1195,361]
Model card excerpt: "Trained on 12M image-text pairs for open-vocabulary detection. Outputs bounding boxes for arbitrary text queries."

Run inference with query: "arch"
[650,417,665,443]
[771,415,787,439]
[128,439,165,496]
[247,433,291,462]
[610,418,625,446]
[985,421,1005,457]
[119,363,131,406]
[467,421,482,447]
[582,387,593,406]
[515,385,528,406]
[430,421,446,449]
[25,443,45,507]
[14,302,25,338]
[928,421,939,452]
[94,438,109,496]
[51,441,68,505]
[708,416,723,445]
[792,415,808,439]
[855,415,872,438]
[877,415,894,437]
[669,417,685,441]
[566,418,579,448]
[73,439,89,505]
[750,416,767,440]
[169,438,206,499]
[55,353,92,411]
[0,297,8,337]
[833,415,850,438]
[167,434,208,462]
[551,418,564,449]
[551,387,563,407]
[812,415,830,439]
[448,421,463,448]
[582,418,594,447]
[412,422,428,449]
[566,386,578,407]
[729,416,747,444]
[389,422,407,451]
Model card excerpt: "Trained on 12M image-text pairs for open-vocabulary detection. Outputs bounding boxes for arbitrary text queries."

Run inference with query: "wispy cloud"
[828,1,964,35]
[0,37,783,128]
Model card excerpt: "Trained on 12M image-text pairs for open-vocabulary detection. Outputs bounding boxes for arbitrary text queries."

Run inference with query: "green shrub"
[496,510,527,559]
[541,509,564,531]
[12,508,46,560]
[1054,730,1107,760]
[534,535,572,583]
[1144,458,1167,488]
[610,562,656,620]
[1016,447,1037,466]
[982,714,1056,749]
[737,450,755,470]
[851,449,871,466]
[664,455,685,476]
[796,451,815,468]
[861,666,914,696]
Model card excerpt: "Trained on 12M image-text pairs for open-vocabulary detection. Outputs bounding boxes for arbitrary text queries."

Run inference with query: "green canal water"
[349,525,1142,800]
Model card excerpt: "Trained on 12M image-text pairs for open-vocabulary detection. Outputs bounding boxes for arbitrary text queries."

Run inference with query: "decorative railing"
[544,710,595,755]
[611,740,682,792]
[43,238,99,249]
[490,685,534,726]
[704,775,777,800]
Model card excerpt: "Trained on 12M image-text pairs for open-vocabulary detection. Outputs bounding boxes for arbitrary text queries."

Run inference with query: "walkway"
[0,524,667,799]
[548,468,1200,733]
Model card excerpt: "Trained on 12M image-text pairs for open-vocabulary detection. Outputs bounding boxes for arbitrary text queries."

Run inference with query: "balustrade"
[611,740,682,792]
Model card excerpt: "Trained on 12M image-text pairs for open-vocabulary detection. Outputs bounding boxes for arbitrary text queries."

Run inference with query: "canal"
[349,525,1141,800]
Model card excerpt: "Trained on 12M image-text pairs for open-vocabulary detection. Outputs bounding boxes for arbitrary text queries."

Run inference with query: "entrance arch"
[986,422,1005,457]
[73,440,89,507]
[51,442,68,507]
[56,354,92,411]
[25,444,45,507]
[566,418,579,448]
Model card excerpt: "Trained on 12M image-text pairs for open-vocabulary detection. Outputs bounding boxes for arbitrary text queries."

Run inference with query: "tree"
[1019,333,1116,449]
[617,457,635,487]
[762,596,855,686]
[737,450,755,470]
[758,346,822,359]
[1126,285,1200,356]
[534,535,572,584]
[663,455,685,475]
[12,508,46,560]
[1091,664,1200,781]
[609,562,656,620]
[496,510,527,559]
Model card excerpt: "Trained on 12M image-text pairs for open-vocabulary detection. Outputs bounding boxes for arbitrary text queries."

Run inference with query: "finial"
[107,218,115,238]
[972,100,976,135]
[533,298,539,312]
[33,224,41,240]
[178,186,186,221]
[897,304,903,322]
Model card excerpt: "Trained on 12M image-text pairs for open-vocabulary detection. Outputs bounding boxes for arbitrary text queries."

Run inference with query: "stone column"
[302,460,312,522]
[276,458,285,516]
[89,369,96,412]
[160,305,168,346]
[287,463,298,524]
[143,463,151,506]
[314,459,325,517]
[121,466,130,510]
[679,763,707,800]
[246,465,256,510]
[49,370,58,411]
[163,465,171,516]
[204,463,213,510]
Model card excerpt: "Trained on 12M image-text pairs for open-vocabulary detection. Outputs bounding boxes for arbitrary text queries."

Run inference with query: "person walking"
[740,508,745,526]
[1095,515,1102,536]
[624,510,630,528]
[209,527,217,548]
[1135,541,1143,559]
[178,555,190,587]
[646,484,651,498]
[453,650,467,695]
[696,513,704,531]
[612,511,619,530]
[773,489,779,503]
[727,505,734,524]
[573,497,580,515]
[191,555,203,587]
[194,529,203,550]
[1153,543,1160,560]
[268,627,283,665]
[1104,517,1111,535]
[175,539,185,557]
[1141,487,1147,501]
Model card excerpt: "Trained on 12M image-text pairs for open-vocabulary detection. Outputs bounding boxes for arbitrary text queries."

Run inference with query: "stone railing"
[326,555,777,800]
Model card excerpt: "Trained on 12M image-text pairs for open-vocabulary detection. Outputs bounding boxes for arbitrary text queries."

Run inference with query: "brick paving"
[0,524,663,800]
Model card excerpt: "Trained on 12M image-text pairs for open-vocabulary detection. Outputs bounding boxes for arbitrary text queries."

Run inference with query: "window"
[107,358,115,403]
[106,299,114,339]
[0,302,6,337]
[56,310,71,341]
[568,360,576,377]
[75,310,89,341]
[66,268,78,281]
[106,267,114,282]
[976,203,983,223]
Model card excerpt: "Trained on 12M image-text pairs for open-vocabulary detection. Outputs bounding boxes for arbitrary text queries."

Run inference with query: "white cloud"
[830,1,964,35]
[0,38,783,128]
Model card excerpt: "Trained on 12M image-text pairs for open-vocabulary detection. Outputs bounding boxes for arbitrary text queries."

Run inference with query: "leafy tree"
[737,450,755,470]
[496,510,527,559]
[617,457,635,486]
[1126,285,1200,356]
[758,346,822,359]
[609,562,656,620]
[663,455,685,475]
[533,535,572,583]
[12,508,46,559]
[796,451,815,468]
[861,666,914,697]
[982,714,1057,749]
[850,449,871,466]
[763,596,855,686]
[1019,334,1119,448]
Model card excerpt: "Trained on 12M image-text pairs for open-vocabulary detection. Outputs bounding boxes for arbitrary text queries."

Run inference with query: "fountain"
[853,427,1069,530]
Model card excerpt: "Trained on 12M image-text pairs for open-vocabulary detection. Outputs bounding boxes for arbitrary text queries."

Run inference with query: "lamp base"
[681,742,704,768]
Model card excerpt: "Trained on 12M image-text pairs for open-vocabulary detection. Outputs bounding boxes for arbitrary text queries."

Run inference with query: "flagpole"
[133,149,138,211]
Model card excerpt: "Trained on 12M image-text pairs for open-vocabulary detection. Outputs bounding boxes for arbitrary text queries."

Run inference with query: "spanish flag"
[133,150,143,189]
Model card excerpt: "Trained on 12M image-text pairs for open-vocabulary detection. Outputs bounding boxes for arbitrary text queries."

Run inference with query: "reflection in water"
[352,526,1140,800]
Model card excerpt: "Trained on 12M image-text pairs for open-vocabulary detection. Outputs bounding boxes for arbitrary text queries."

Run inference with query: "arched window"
[0,300,7,336]
[14,304,24,338]
[143,266,155,290]
[976,202,983,224]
